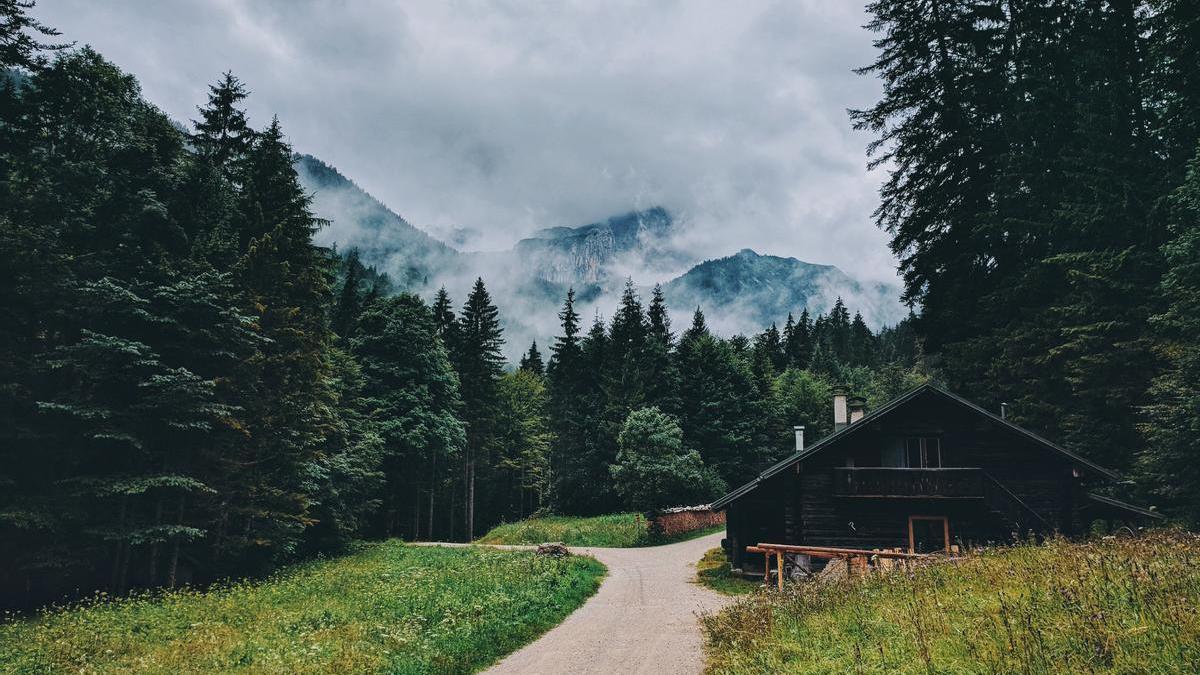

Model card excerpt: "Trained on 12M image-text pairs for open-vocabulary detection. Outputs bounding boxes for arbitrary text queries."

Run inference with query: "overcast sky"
[31,0,897,284]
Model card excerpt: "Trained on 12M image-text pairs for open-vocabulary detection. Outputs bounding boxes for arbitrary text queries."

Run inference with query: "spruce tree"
[848,311,877,367]
[431,286,458,355]
[228,114,338,570]
[353,294,465,540]
[599,280,649,483]
[0,0,65,70]
[785,308,813,368]
[190,72,254,180]
[454,278,505,538]
[519,341,545,375]
[1141,143,1200,522]
[332,248,364,341]
[643,284,681,414]
[546,289,588,513]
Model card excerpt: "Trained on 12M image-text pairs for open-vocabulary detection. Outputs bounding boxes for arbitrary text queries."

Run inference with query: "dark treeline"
[539,284,930,518]
[0,4,923,606]
[853,0,1200,521]
[7,0,1200,609]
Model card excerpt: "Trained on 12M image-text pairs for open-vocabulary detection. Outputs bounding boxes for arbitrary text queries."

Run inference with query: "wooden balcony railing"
[832,467,1053,532]
[832,467,986,498]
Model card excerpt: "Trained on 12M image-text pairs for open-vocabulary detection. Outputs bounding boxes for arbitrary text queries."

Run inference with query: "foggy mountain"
[663,249,904,336]
[295,153,905,359]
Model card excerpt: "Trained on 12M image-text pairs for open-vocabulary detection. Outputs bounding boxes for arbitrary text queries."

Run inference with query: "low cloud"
[33,0,899,289]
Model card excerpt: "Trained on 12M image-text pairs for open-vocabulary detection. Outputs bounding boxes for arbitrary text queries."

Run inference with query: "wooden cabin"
[714,384,1161,574]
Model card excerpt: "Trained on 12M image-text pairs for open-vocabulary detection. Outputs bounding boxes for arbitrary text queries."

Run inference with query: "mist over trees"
[4,0,1200,612]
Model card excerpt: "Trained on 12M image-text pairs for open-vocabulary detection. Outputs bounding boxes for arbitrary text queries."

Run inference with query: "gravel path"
[484,531,731,675]
[414,531,731,673]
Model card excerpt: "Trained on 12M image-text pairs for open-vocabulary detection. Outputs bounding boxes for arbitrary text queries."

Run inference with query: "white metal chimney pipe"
[794,425,805,452]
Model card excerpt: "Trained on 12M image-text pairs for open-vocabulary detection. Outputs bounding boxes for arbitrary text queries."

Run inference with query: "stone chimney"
[848,396,867,425]
[793,425,805,452]
[833,387,848,432]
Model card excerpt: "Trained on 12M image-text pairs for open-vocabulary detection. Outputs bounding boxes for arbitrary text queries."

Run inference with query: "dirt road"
[483,531,731,675]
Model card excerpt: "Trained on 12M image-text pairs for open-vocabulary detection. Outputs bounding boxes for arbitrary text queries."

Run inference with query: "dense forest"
[3,0,1200,610]
[0,3,923,606]
[851,0,1200,520]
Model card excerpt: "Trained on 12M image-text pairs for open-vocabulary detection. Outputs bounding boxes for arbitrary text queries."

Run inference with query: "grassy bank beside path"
[477,513,723,547]
[0,542,604,674]
[703,531,1200,674]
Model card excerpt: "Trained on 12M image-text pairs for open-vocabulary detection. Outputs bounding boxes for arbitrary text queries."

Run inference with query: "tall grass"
[696,548,760,596]
[0,542,604,674]
[477,513,723,547]
[703,530,1200,674]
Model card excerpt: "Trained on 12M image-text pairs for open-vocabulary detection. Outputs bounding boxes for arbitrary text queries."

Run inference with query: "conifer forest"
[2,0,1200,617]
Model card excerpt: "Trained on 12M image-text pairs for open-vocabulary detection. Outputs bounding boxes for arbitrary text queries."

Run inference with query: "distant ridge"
[663,248,903,331]
[294,154,461,288]
[294,153,904,354]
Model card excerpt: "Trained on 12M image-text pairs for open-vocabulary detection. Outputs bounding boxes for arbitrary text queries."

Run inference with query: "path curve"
[419,531,731,674]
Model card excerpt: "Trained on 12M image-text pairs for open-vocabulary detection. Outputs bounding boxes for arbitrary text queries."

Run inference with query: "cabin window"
[905,437,942,468]
[882,439,905,467]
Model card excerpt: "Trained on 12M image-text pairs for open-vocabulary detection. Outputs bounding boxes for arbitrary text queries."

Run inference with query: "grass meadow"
[703,530,1200,674]
[0,542,604,674]
[696,548,760,596]
[476,512,722,547]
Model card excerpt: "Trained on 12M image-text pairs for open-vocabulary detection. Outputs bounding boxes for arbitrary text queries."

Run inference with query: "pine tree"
[190,72,254,180]
[353,294,465,540]
[1141,142,1200,522]
[518,341,545,375]
[785,308,813,368]
[431,286,458,355]
[332,249,364,341]
[454,278,505,538]
[0,0,66,70]
[227,114,338,570]
[495,370,551,519]
[682,306,709,344]
[546,289,589,513]
[573,314,615,513]
[848,311,877,367]
[643,284,681,414]
[599,280,649,480]
[676,332,771,488]
[753,322,785,373]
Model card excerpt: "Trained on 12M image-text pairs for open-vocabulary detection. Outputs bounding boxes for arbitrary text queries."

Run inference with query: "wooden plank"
[751,543,930,560]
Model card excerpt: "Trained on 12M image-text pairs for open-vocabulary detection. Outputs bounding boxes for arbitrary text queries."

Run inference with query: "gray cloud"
[32,0,896,285]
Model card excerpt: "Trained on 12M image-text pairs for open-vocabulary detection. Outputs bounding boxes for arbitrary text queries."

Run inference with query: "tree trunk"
[428,454,436,540]
[110,497,128,592]
[468,459,476,541]
[148,497,164,587]
[412,486,420,540]
[464,446,471,541]
[168,494,186,589]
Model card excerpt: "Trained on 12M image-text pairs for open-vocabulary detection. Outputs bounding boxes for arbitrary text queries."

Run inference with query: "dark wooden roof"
[712,383,1122,510]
